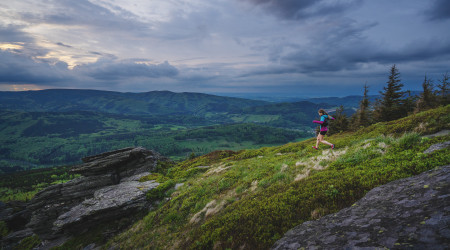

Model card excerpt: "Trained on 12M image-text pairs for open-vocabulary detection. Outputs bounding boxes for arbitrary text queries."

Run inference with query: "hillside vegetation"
[100,105,450,249]
[0,109,311,173]
[0,90,332,172]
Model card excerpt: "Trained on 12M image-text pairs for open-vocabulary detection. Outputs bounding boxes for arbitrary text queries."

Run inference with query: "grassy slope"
[104,105,450,249]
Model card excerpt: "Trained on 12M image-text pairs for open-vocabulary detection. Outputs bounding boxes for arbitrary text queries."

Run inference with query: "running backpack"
[322,116,328,127]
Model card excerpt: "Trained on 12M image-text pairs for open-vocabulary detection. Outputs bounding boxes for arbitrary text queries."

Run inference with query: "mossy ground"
[104,105,450,249]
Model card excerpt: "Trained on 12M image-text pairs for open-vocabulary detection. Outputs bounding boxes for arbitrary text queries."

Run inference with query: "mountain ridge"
[0,89,269,115]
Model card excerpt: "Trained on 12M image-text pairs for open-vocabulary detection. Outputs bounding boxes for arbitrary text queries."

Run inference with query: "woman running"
[312,109,335,150]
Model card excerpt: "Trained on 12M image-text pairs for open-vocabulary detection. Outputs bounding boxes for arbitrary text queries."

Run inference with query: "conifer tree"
[358,83,371,127]
[350,83,372,130]
[348,113,358,131]
[374,64,406,122]
[415,75,437,112]
[329,105,348,135]
[437,72,449,105]
[402,90,418,115]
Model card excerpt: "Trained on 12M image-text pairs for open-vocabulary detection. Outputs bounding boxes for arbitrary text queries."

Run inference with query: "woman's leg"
[321,139,333,146]
[316,134,323,148]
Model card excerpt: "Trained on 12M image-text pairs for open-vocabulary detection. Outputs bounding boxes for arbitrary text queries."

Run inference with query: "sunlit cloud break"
[0,0,449,96]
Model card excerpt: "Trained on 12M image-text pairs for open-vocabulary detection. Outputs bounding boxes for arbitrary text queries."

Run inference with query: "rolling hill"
[0,109,310,172]
[0,89,339,172]
[0,89,268,115]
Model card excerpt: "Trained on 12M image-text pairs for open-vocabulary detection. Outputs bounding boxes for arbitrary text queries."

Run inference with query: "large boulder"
[272,165,450,249]
[23,147,169,247]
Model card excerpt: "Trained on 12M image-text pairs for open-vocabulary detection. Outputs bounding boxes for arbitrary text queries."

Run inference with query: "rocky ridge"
[2,147,169,249]
[272,164,450,249]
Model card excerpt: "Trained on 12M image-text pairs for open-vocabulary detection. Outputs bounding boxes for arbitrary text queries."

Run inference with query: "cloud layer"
[0,0,449,96]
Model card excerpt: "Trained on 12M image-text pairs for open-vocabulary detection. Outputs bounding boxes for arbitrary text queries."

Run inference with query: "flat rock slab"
[424,141,450,154]
[22,147,168,243]
[272,165,450,249]
[53,179,159,231]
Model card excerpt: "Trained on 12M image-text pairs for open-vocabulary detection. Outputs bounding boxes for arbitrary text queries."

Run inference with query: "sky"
[0,0,449,97]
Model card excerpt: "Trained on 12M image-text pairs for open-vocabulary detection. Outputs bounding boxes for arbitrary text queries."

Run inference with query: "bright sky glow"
[1,0,449,97]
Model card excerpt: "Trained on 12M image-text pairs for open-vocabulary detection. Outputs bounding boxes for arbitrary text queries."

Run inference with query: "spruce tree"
[329,105,348,135]
[416,75,437,112]
[374,64,406,122]
[350,83,371,130]
[402,90,418,114]
[358,83,371,127]
[437,72,449,105]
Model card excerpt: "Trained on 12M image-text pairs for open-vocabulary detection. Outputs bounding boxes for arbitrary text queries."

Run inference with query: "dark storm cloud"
[276,19,378,73]
[0,24,33,43]
[18,0,150,34]
[0,50,71,84]
[243,0,363,20]
[243,15,450,77]
[276,38,450,75]
[73,59,179,80]
[425,0,450,21]
[0,50,178,86]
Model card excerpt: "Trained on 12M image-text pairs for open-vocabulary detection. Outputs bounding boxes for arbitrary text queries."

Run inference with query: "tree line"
[329,65,449,134]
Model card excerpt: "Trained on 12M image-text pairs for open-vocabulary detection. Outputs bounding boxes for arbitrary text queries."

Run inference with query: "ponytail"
[318,109,328,115]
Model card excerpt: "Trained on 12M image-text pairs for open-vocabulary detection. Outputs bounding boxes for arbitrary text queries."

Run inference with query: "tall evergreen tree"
[415,75,437,112]
[402,90,418,114]
[374,64,406,122]
[437,72,449,105]
[358,83,371,127]
[329,105,348,135]
[350,83,371,130]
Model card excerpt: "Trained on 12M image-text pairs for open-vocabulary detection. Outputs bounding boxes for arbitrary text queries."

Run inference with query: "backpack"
[322,115,328,127]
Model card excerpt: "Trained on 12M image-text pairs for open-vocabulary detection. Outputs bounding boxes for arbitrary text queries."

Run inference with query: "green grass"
[0,166,79,202]
[229,114,280,123]
[105,105,450,250]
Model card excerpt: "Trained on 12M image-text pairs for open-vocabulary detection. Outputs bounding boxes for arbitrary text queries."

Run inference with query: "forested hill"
[0,89,269,115]
[0,89,333,172]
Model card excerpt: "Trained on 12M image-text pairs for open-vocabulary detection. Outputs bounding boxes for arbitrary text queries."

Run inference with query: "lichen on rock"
[19,147,169,249]
[272,165,450,249]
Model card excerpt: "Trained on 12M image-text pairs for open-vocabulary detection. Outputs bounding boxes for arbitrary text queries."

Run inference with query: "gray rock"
[1,228,34,249]
[21,147,170,247]
[272,165,450,250]
[175,183,185,190]
[71,147,158,180]
[52,179,159,234]
[1,201,30,233]
[424,130,449,138]
[424,141,450,154]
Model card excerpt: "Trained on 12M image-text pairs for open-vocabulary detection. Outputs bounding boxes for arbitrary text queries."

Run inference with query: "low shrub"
[146,180,176,200]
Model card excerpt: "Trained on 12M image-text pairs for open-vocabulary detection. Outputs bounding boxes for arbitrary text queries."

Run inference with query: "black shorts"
[319,131,327,135]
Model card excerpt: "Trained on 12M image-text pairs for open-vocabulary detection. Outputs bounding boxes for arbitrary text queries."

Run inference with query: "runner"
[312,109,335,150]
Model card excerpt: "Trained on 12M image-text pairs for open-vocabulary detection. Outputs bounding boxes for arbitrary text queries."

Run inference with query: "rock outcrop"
[3,147,169,249]
[272,164,450,249]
